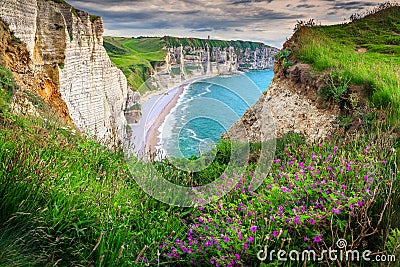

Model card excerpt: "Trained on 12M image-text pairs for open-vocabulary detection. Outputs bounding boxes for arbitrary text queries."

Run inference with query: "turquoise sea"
[158,70,274,158]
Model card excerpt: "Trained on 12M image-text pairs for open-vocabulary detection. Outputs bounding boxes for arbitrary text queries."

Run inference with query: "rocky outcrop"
[0,0,128,147]
[0,0,37,57]
[0,15,72,122]
[164,45,278,76]
[226,63,339,143]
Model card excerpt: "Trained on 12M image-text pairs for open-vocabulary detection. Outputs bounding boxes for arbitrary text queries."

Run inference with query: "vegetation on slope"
[162,36,270,50]
[104,37,167,93]
[283,3,400,125]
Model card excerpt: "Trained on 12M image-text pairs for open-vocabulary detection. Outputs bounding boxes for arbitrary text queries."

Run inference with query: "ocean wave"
[186,128,203,142]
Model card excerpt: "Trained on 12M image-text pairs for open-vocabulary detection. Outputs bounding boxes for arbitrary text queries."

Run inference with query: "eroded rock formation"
[226,63,339,143]
[165,45,278,76]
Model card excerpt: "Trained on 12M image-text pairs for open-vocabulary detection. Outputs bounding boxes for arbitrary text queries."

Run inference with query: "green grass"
[103,37,167,93]
[290,6,400,124]
[0,66,14,113]
[1,60,398,264]
[162,36,269,50]
[0,101,186,266]
[1,91,399,265]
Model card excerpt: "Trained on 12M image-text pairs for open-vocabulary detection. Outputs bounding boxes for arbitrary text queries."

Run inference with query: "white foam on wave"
[156,78,202,156]
[186,128,203,142]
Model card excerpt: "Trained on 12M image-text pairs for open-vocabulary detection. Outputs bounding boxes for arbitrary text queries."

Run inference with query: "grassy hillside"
[285,4,400,124]
[104,37,167,93]
[162,36,270,50]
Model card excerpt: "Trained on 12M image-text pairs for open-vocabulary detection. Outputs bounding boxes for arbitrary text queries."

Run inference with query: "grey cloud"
[330,1,377,10]
[191,28,214,32]
[296,4,318,8]
[229,0,273,4]
[65,0,383,47]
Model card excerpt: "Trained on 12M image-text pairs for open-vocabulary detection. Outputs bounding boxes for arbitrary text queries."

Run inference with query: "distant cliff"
[0,0,129,147]
[104,36,279,92]
[163,37,278,75]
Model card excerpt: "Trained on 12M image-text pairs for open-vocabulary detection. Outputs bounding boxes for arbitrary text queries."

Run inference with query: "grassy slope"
[289,6,400,123]
[104,37,167,93]
[0,65,186,266]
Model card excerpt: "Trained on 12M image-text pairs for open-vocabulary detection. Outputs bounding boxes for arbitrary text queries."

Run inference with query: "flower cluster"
[158,140,390,266]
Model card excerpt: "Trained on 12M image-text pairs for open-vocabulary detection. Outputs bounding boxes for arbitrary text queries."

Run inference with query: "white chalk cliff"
[0,0,128,146]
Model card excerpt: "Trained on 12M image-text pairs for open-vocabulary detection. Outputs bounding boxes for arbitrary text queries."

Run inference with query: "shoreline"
[145,84,186,153]
[143,76,210,154]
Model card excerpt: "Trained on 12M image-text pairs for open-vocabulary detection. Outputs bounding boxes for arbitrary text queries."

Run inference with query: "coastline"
[143,76,210,154]
[145,84,186,153]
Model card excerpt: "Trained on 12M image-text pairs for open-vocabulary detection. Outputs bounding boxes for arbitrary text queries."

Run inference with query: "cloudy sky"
[66,0,381,47]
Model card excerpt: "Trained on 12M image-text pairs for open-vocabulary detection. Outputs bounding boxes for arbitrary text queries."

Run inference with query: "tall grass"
[292,6,400,124]
[1,112,399,265]
[0,105,186,265]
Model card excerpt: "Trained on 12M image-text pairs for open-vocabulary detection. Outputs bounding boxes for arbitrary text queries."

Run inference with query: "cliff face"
[0,0,128,146]
[226,62,338,143]
[164,45,278,76]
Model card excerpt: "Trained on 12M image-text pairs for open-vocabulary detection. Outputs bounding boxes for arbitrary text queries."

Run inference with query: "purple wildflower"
[313,235,323,243]
[332,208,340,214]
[250,226,257,233]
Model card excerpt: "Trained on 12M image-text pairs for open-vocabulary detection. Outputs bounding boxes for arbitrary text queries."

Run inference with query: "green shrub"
[0,65,14,113]
[321,72,351,103]
[337,115,353,129]
[90,14,100,23]
[275,49,293,71]
[386,228,400,259]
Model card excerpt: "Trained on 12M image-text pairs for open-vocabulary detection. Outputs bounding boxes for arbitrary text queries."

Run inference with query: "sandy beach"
[145,84,186,153]
[130,76,210,156]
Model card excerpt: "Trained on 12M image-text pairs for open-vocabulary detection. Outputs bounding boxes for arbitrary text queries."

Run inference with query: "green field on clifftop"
[289,4,400,124]
[104,37,167,93]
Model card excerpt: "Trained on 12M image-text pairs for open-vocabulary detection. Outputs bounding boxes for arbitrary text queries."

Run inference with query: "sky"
[66,0,382,47]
